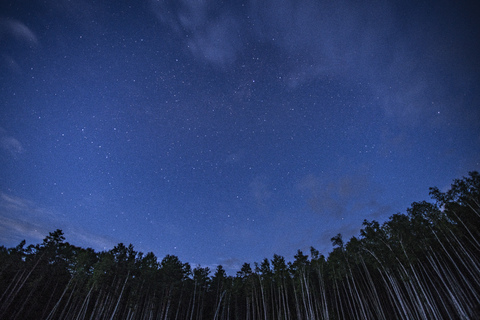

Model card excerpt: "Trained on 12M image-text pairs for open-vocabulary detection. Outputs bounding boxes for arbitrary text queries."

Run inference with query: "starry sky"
[1,0,479,273]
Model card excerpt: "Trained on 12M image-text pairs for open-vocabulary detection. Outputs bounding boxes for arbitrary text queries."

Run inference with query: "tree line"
[1,172,479,319]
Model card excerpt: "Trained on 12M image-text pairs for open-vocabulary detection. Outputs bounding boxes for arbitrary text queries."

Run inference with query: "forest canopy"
[1,171,479,319]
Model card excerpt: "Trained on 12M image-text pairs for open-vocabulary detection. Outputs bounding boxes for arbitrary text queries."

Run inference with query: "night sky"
[1,0,479,273]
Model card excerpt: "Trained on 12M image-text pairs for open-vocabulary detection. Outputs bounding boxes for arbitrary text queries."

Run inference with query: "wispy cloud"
[0,18,38,45]
[0,192,57,245]
[150,0,244,67]
[0,18,39,74]
[248,0,478,124]
[216,256,243,275]
[1,136,25,156]
[68,229,117,251]
[186,15,242,67]
[150,0,480,126]
[0,192,116,250]
[0,127,25,157]
[249,175,273,209]
[296,173,389,220]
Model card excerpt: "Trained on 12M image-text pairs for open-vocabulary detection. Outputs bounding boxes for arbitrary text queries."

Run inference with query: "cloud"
[0,128,25,157]
[248,0,463,122]
[187,15,242,66]
[150,0,244,67]
[68,229,117,251]
[296,173,388,220]
[216,257,243,275]
[0,18,38,45]
[266,0,479,124]
[1,136,25,156]
[0,18,38,73]
[1,193,32,211]
[0,192,116,250]
[249,175,272,209]
[150,0,394,76]
[150,0,480,126]
[0,192,57,245]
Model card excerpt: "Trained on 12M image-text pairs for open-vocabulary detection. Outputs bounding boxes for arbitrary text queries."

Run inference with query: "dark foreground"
[1,172,479,319]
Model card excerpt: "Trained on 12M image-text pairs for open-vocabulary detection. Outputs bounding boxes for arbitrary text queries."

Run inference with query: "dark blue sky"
[1,0,479,273]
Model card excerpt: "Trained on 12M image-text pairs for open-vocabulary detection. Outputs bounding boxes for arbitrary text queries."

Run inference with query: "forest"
[0,172,479,319]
